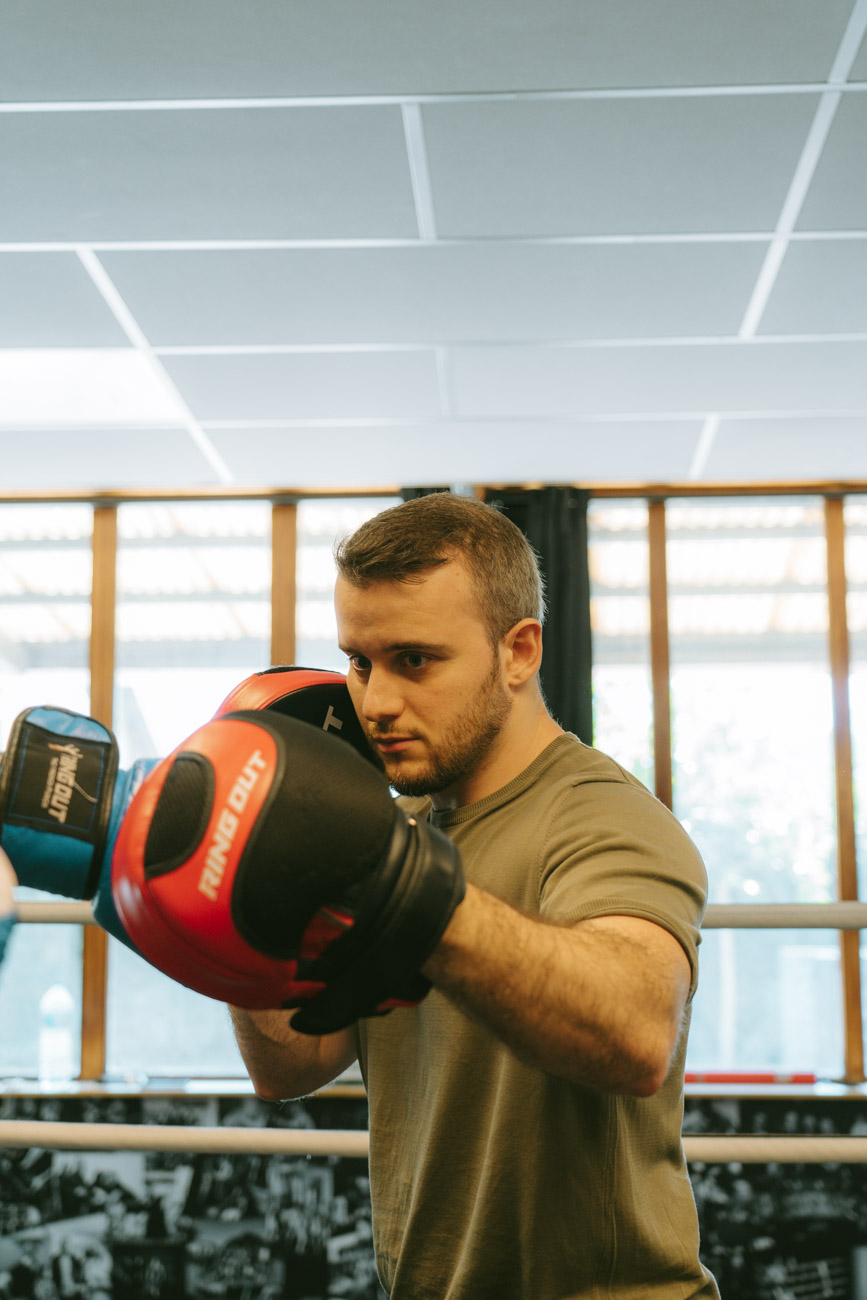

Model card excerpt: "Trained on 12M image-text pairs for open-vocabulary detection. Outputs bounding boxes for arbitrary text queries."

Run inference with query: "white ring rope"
[0,1120,369,1157]
[0,1122,865,1164]
[15,900,867,929]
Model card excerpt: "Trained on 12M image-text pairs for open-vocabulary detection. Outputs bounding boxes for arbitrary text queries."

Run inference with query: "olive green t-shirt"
[356,734,720,1300]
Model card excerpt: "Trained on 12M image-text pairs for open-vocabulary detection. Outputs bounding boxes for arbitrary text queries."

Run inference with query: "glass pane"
[296,497,402,672]
[587,501,653,786]
[686,929,843,1077]
[110,503,271,1076]
[0,504,92,738]
[106,939,245,1079]
[667,498,836,906]
[114,502,271,761]
[0,924,82,1078]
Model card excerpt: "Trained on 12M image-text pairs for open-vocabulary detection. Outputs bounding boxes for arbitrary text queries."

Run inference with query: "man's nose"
[361,669,403,723]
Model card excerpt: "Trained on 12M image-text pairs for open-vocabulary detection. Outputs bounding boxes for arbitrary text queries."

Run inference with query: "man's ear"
[502,619,543,686]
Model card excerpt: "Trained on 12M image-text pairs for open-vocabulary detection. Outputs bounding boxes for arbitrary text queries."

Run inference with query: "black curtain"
[488,487,593,743]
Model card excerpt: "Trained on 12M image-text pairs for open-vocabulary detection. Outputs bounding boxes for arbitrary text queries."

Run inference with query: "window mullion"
[271,503,298,666]
[81,505,117,1080]
[825,495,864,1084]
[647,500,673,811]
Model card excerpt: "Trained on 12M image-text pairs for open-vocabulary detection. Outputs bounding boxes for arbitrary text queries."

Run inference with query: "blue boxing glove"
[0,705,155,951]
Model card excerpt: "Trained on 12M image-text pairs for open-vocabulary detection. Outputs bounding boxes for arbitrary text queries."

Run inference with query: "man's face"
[335,558,512,802]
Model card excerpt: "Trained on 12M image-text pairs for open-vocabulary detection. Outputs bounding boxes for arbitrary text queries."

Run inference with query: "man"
[231,493,719,1299]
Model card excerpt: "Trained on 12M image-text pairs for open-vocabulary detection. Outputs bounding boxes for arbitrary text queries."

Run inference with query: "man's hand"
[422,884,691,1096]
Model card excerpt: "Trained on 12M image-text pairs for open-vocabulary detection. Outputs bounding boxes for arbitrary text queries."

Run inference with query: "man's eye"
[404,653,428,670]
[350,656,371,673]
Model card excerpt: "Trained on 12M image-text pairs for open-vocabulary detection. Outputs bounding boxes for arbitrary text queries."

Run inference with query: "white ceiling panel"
[0,1,865,492]
[0,430,214,489]
[0,108,416,243]
[210,423,703,487]
[0,350,188,426]
[848,28,867,79]
[449,341,867,417]
[796,95,867,232]
[0,0,853,101]
[424,96,821,238]
[706,420,867,479]
[0,253,126,346]
[98,243,769,347]
[759,241,867,335]
[160,352,442,421]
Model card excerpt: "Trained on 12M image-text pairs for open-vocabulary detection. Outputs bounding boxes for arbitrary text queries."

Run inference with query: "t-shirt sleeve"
[538,777,708,996]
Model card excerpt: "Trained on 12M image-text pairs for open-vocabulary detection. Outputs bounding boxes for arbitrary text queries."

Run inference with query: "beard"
[369,654,512,798]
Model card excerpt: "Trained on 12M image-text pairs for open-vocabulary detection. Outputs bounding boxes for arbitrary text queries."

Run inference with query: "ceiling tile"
[0,350,188,425]
[424,96,820,238]
[0,0,852,101]
[0,108,416,243]
[0,254,126,347]
[796,95,867,232]
[848,29,867,81]
[449,341,867,417]
[101,243,768,346]
[161,352,442,421]
[0,430,214,488]
[210,423,703,487]
[759,240,867,335]
[706,420,867,479]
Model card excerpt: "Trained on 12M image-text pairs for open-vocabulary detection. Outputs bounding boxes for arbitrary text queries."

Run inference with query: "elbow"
[628,1060,668,1098]
[619,1030,679,1098]
[247,1072,294,1104]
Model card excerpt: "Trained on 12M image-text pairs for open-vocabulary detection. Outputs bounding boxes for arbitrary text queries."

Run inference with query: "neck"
[430,699,564,812]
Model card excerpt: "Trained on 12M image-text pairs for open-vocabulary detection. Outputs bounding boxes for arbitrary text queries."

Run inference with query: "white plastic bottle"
[38,983,76,1083]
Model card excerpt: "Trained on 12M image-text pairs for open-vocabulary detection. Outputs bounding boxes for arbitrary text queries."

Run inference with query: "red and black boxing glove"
[112,709,465,1035]
[214,667,376,771]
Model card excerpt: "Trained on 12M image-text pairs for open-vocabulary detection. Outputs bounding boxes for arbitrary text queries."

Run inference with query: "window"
[3,486,867,1082]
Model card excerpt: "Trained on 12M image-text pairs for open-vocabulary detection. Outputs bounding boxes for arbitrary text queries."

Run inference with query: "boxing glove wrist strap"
[291,811,465,1034]
[0,706,119,899]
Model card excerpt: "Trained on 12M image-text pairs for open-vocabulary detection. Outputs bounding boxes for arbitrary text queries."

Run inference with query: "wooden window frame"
[1,481,863,1081]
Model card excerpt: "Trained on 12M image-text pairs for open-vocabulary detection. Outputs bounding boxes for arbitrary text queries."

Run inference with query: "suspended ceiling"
[1,0,866,492]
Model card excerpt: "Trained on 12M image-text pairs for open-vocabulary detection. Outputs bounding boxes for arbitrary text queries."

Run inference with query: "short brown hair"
[334,493,546,643]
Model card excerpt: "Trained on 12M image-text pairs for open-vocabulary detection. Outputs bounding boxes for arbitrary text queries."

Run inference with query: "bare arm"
[422,883,691,1097]
[229,1007,357,1102]
[0,848,16,915]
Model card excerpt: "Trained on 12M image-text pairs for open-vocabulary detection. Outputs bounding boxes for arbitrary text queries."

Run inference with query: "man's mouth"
[371,734,417,755]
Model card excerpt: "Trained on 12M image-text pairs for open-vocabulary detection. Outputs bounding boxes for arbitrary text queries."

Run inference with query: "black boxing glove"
[112,709,465,1034]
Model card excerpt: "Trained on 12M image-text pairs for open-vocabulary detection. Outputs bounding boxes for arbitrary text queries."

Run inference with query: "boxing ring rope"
[15,900,867,928]
[9,899,867,1166]
[0,1121,369,1158]
[1,1120,867,1164]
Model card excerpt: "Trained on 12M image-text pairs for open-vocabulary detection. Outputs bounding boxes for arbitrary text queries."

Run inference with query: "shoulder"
[531,733,654,802]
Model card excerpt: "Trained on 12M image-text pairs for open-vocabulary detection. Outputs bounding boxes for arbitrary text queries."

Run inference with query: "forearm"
[229,1006,356,1102]
[421,884,688,1096]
